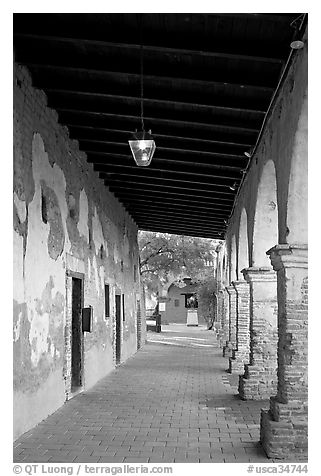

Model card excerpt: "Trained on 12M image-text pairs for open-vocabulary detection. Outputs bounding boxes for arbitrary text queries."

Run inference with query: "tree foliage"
[195,276,217,328]
[139,231,219,294]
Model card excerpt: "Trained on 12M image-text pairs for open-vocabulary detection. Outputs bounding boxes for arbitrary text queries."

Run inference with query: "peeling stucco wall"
[13,63,143,440]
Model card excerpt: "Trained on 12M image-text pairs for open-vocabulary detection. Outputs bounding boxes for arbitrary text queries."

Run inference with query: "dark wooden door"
[115,294,121,364]
[71,277,83,390]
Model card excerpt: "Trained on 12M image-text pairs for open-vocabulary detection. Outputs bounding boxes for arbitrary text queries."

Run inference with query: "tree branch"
[140,246,173,268]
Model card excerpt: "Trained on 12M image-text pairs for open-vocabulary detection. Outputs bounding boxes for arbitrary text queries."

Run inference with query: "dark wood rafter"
[13,12,301,239]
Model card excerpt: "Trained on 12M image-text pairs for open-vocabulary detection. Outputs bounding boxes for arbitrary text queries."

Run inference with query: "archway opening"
[252,160,278,267]
[238,208,249,276]
[286,92,308,244]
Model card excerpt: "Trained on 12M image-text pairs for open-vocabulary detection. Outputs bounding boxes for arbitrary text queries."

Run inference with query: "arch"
[238,208,249,276]
[286,91,308,244]
[230,235,237,281]
[252,160,278,267]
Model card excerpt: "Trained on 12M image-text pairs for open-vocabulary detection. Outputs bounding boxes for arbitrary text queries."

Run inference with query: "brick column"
[223,285,237,358]
[229,280,250,374]
[260,244,308,459]
[214,290,223,343]
[218,289,229,349]
[238,267,278,400]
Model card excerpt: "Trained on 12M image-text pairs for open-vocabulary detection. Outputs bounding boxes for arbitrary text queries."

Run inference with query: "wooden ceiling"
[13,13,304,239]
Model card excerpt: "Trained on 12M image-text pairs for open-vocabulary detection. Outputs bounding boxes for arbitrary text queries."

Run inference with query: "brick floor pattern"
[14,325,282,463]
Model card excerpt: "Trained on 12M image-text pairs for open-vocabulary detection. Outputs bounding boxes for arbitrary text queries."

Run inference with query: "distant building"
[164,278,198,324]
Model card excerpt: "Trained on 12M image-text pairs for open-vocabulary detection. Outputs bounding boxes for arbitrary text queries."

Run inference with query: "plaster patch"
[14,192,27,223]
[31,133,71,253]
[78,189,89,242]
[123,234,130,267]
[23,134,67,369]
[14,311,23,342]
[99,265,105,291]
[113,242,121,263]
[87,257,91,280]
[92,207,105,253]
[13,230,25,303]
[29,311,50,367]
[93,255,100,296]
[41,181,65,260]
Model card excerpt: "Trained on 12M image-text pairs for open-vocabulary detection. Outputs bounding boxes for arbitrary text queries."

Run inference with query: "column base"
[260,409,308,460]
[238,364,277,400]
[228,350,248,374]
[223,341,234,358]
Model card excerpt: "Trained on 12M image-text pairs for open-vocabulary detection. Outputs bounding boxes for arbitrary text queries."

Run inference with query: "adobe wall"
[13,63,143,440]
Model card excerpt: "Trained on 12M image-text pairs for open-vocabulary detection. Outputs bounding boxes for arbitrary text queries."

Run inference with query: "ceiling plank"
[84,144,246,162]
[90,155,244,176]
[13,33,285,64]
[103,177,237,196]
[66,124,254,148]
[44,88,267,115]
[55,108,260,134]
[113,194,233,210]
[125,209,227,223]
[138,225,221,239]
[135,219,224,234]
[109,186,234,204]
[22,63,275,94]
[122,201,229,217]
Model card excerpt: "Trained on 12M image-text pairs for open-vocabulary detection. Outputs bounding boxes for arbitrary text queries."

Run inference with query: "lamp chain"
[140,15,145,132]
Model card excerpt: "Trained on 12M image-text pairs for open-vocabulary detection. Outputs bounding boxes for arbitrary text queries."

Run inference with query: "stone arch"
[238,208,249,276]
[230,235,237,281]
[286,91,308,244]
[252,160,278,267]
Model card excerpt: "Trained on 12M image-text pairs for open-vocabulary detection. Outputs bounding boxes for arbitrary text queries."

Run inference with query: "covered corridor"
[14,325,276,464]
[13,13,308,462]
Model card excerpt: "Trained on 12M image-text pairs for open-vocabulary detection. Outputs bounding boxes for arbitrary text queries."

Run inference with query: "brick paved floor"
[14,324,279,463]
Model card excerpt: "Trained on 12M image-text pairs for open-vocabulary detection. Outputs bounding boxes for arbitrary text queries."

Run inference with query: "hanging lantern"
[128,15,156,166]
[128,129,156,167]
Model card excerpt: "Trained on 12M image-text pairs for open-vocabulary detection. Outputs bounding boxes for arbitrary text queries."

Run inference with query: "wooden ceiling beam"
[23,63,275,94]
[134,219,224,235]
[103,177,236,196]
[121,199,230,215]
[96,165,240,184]
[87,152,245,173]
[55,107,260,134]
[138,225,220,239]
[44,88,267,115]
[124,207,228,222]
[111,190,233,207]
[13,33,285,64]
[67,124,253,148]
[119,199,231,214]
[84,143,245,161]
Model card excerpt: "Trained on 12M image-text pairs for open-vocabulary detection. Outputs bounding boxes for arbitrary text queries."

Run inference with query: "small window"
[104,284,110,318]
[174,299,180,307]
[122,294,125,321]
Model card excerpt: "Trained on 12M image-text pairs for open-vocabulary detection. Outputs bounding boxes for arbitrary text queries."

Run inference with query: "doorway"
[136,299,142,350]
[115,293,121,364]
[71,276,83,391]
